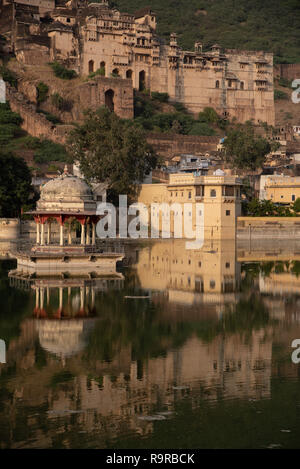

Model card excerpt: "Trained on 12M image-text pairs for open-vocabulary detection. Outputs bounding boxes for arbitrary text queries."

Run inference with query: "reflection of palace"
[134,239,240,314]
[1,258,275,448]
[1,317,273,448]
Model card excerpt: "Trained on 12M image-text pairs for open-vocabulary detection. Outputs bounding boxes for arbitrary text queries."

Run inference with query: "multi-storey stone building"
[1,0,275,124]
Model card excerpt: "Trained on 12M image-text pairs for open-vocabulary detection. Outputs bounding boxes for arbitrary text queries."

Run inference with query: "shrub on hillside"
[49,62,77,80]
[151,92,169,103]
[0,66,18,88]
[36,82,49,104]
[0,123,22,145]
[198,107,219,123]
[50,92,72,112]
[0,103,22,126]
[37,109,62,124]
[189,122,216,136]
[274,89,288,100]
[33,139,68,164]
[173,102,187,113]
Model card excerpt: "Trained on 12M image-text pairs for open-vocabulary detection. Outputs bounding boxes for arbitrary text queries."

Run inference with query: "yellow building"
[260,175,300,204]
[137,173,242,240]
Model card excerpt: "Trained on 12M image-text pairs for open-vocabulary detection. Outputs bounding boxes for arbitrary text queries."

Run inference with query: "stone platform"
[11,247,124,276]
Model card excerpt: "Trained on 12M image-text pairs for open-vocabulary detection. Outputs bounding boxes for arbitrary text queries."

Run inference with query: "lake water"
[1,238,300,449]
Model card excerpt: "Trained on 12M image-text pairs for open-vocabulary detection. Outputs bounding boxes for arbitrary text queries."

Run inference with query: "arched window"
[100,61,106,76]
[88,59,94,74]
[240,81,244,90]
[105,89,114,112]
[112,68,119,77]
[139,70,146,91]
[216,80,219,89]
[126,69,133,79]
[210,189,216,198]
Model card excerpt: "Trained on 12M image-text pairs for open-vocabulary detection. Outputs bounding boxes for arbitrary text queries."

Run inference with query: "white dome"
[36,169,97,214]
[40,175,93,202]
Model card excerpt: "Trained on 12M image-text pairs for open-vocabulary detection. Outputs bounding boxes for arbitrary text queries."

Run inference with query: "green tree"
[0,151,33,217]
[292,198,300,214]
[67,107,157,199]
[222,122,272,171]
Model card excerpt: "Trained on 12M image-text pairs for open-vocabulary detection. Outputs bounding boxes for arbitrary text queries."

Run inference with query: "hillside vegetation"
[111,0,300,63]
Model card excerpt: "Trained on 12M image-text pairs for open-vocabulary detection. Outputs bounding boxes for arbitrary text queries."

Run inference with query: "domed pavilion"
[14,167,124,275]
[31,166,100,251]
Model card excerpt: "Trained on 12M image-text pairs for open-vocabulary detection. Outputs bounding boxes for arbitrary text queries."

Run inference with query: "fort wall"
[146,133,219,158]
[274,64,300,81]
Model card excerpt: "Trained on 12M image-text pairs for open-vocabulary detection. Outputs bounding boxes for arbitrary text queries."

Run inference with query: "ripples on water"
[1,239,300,448]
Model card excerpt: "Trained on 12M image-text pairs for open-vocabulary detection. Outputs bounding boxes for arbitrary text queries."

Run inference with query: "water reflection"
[1,240,300,448]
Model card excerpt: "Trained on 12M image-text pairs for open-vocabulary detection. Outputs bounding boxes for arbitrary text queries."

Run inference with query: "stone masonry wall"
[6,83,72,143]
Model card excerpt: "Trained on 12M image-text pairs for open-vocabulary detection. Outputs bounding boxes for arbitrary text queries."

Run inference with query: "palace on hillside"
[0,0,275,124]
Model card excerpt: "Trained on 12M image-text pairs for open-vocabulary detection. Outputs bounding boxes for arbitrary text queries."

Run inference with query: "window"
[226,210,231,216]
[216,80,220,89]
[210,280,216,289]
[225,262,230,268]
[195,185,204,197]
[292,194,296,201]
[224,185,235,196]
[240,81,244,90]
[188,191,192,199]
[210,189,216,197]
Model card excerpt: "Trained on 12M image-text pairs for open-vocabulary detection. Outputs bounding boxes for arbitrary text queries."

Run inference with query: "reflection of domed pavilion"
[14,168,124,274]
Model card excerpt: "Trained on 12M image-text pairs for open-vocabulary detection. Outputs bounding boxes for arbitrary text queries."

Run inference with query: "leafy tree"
[0,151,33,217]
[222,122,272,171]
[67,107,157,200]
[244,198,293,217]
[292,198,300,214]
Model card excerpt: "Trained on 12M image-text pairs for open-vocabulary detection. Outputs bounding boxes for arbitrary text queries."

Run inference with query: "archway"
[88,59,94,74]
[105,89,114,112]
[112,68,119,77]
[126,69,133,80]
[139,70,146,91]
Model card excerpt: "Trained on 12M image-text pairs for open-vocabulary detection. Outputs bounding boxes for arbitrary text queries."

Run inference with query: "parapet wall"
[0,219,20,240]
[237,216,300,239]
[146,133,219,158]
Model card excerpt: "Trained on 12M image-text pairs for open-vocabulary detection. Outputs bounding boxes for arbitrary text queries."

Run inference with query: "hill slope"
[112,0,300,63]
